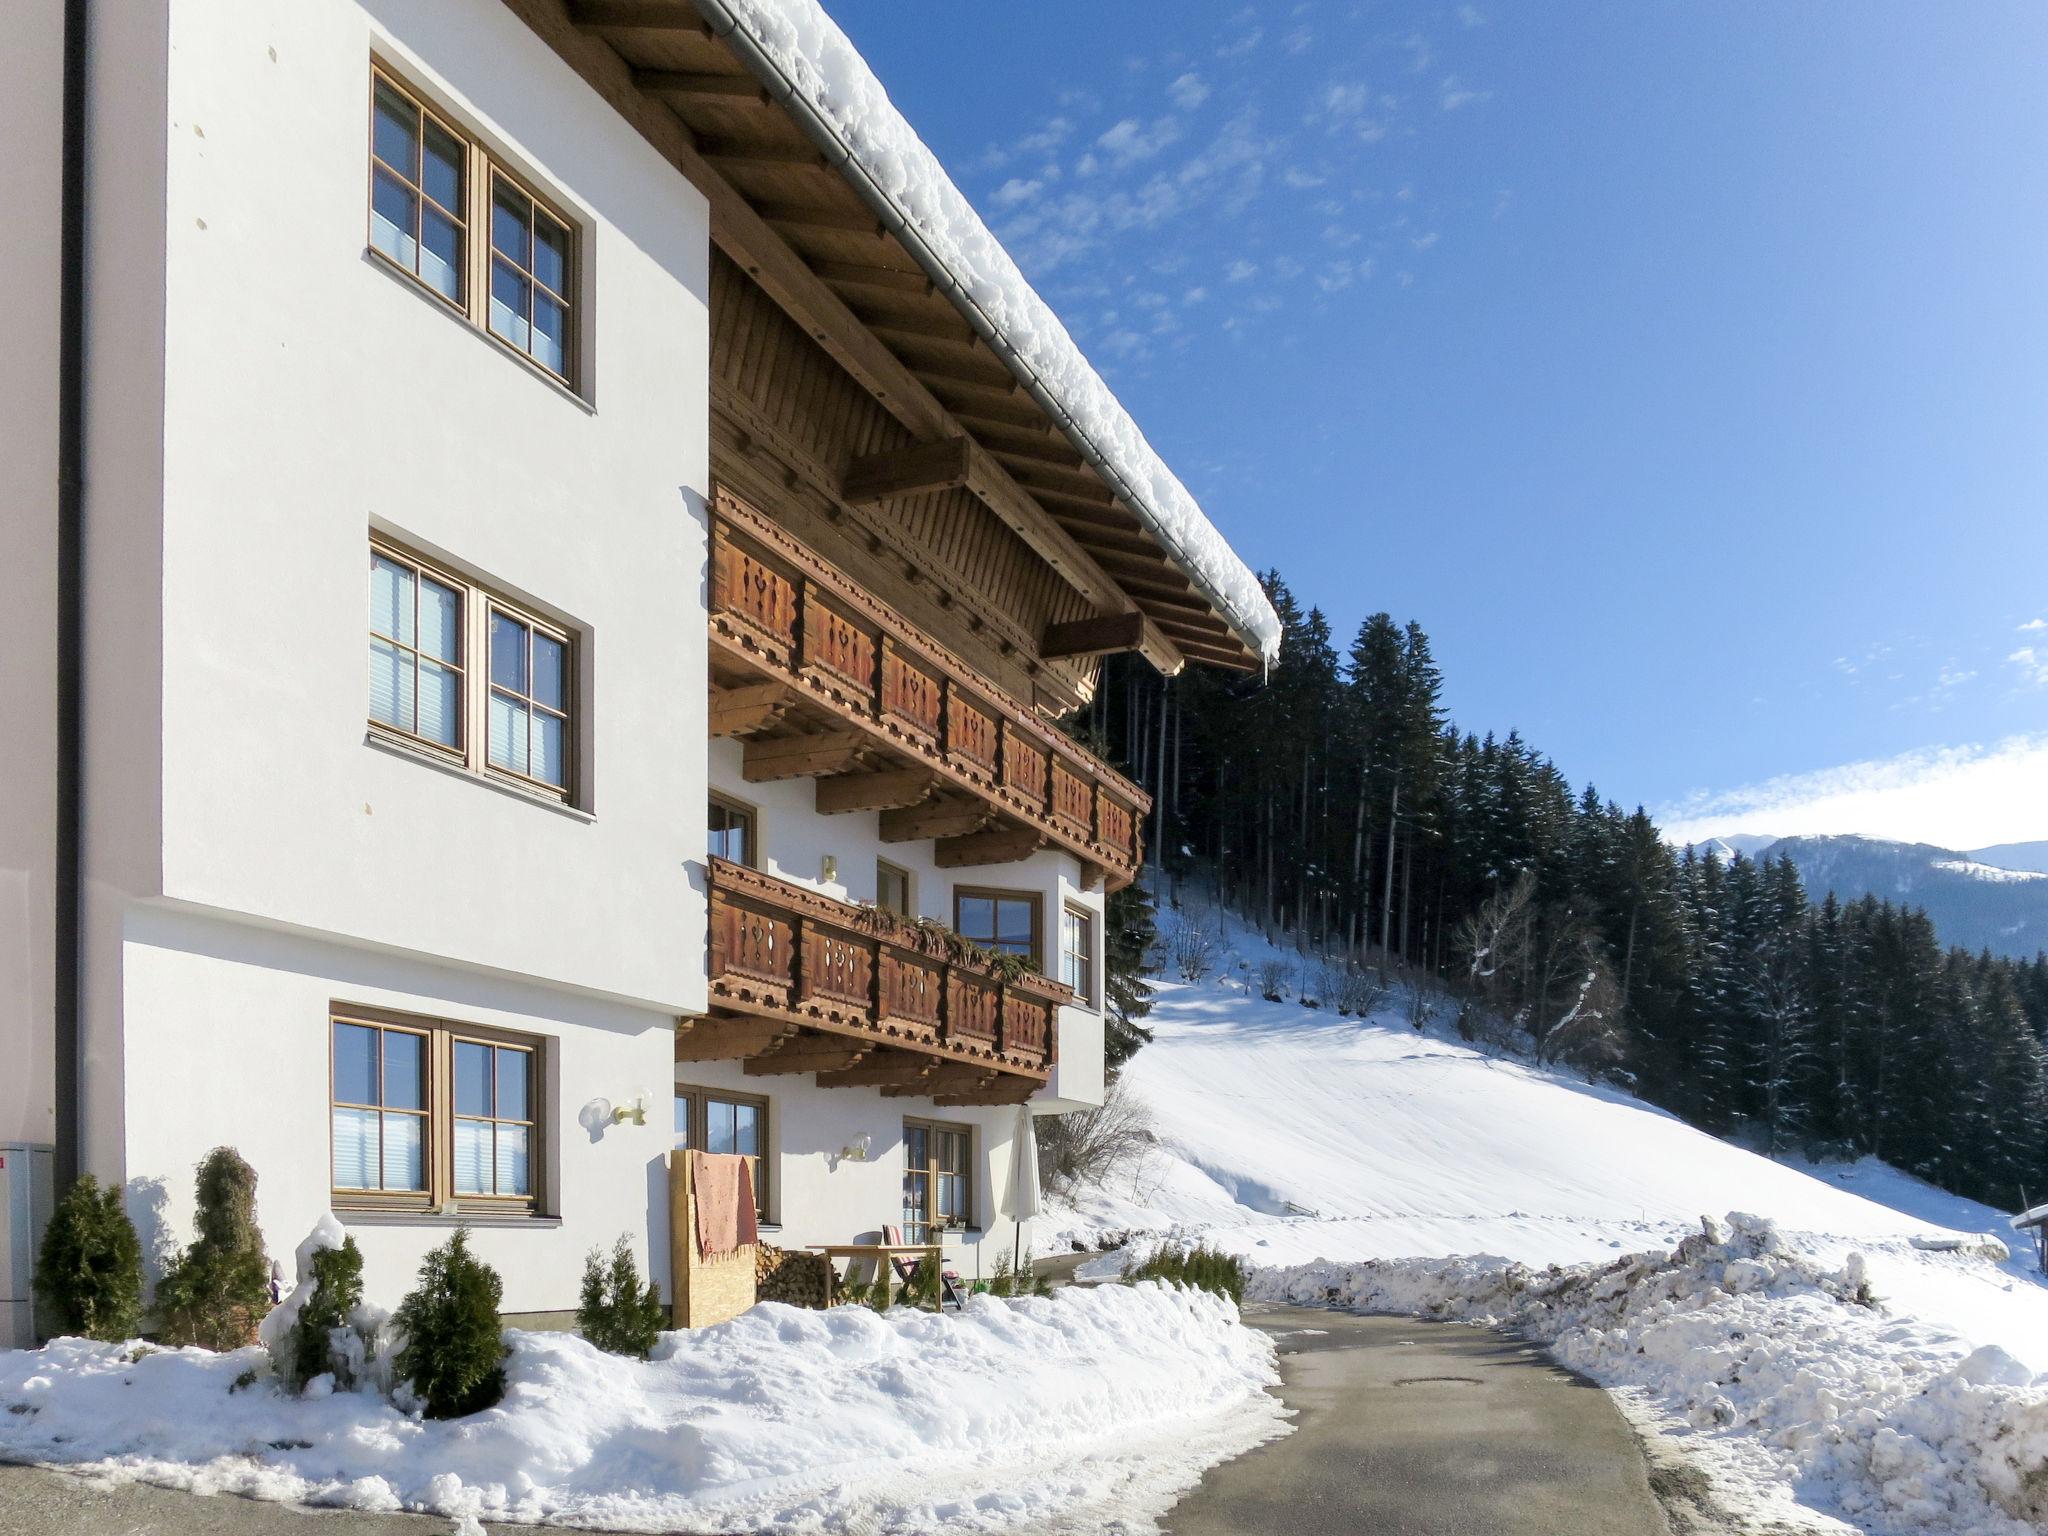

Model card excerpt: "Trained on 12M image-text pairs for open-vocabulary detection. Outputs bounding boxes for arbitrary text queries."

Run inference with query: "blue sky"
[831,1,2048,848]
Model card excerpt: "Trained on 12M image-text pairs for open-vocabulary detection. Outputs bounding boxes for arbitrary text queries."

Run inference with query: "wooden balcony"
[708,488,1149,890]
[688,858,1061,1106]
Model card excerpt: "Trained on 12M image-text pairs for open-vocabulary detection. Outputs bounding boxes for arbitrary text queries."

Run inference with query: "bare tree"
[1169,916,1219,983]
[1257,958,1292,1002]
[1035,1077,1155,1194]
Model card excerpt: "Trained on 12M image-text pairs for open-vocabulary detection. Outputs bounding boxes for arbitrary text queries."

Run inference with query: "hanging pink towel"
[690,1151,760,1258]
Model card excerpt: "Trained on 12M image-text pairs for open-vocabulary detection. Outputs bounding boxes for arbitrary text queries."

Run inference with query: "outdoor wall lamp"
[611,1088,654,1126]
[821,854,838,883]
[832,1133,872,1168]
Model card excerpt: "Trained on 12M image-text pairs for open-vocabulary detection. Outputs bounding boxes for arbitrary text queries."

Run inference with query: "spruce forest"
[1087,574,2048,1213]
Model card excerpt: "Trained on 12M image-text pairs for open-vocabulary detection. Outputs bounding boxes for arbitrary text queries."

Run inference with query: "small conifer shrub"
[575,1235,666,1359]
[34,1175,144,1341]
[287,1235,368,1389]
[1123,1245,1247,1305]
[155,1147,272,1350]
[393,1229,506,1418]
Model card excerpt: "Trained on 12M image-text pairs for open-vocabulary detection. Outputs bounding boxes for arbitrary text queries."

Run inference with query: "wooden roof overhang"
[506,0,1267,676]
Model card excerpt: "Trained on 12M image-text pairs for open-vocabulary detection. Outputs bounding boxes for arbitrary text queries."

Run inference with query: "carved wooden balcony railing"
[699,859,1060,1099]
[708,488,1149,889]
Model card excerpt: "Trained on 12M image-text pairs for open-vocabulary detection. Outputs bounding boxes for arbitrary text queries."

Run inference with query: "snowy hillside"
[1049,923,2048,1531]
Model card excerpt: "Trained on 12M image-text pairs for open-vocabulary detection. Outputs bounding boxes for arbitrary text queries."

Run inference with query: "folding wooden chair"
[882,1224,967,1310]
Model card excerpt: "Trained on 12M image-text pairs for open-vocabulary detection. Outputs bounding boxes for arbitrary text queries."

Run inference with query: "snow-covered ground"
[1049,916,2048,1533]
[0,1283,1283,1533]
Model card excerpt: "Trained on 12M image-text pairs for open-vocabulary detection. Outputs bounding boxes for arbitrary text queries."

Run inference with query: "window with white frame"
[1060,903,1096,1005]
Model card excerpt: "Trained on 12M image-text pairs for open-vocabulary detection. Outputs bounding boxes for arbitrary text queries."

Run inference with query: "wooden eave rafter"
[521,0,1263,674]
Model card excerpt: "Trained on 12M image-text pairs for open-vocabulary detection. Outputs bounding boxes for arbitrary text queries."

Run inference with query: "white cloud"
[1169,72,1210,111]
[1410,230,1440,250]
[1183,285,1209,304]
[1283,26,1313,55]
[1226,259,1258,282]
[1217,25,1263,58]
[1439,75,1491,110]
[1656,735,2048,851]
[1095,115,1184,167]
[1282,166,1325,189]
[2019,618,2047,632]
[2010,647,2048,687]
[992,177,1043,207]
[1458,4,1487,26]
[1017,117,1074,155]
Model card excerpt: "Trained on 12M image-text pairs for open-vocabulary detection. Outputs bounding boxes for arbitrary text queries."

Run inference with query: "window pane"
[368,638,412,732]
[996,900,1033,950]
[489,260,531,351]
[939,1131,965,1175]
[420,206,462,301]
[905,1124,927,1167]
[453,1117,491,1195]
[495,1124,531,1197]
[490,613,528,692]
[368,555,413,643]
[707,1099,735,1155]
[495,1047,529,1120]
[532,292,567,375]
[533,215,569,294]
[382,1112,425,1191]
[674,1093,691,1149]
[732,1102,760,1157]
[532,712,565,788]
[957,897,993,945]
[488,694,528,773]
[421,119,463,211]
[491,180,531,263]
[372,84,419,178]
[334,1022,377,1105]
[333,1107,378,1188]
[382,1029,423,1111]
[370,170,418,272]
[417,660,460,747]
[416,575,459,661]
[454,1040,491,1117]
[530,632,565,710]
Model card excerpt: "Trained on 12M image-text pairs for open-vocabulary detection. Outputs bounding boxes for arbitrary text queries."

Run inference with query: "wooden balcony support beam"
[879,799,995,842]
[1040,611,1147,661]
[841,437,972,505]
[743,1041,872,1076]
[882,1065,998,1098]
[741,729,871,782]
[934,827,1046,869]
[676,1015,796,1062]
[811,259,935,296]
[709,681,795,739]
[936,1083,1042,1107]
[815,768,937,815]
[816,1056,938,1089]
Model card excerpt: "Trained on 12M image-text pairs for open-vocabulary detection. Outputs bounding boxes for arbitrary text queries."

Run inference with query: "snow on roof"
[697,0,1283,666]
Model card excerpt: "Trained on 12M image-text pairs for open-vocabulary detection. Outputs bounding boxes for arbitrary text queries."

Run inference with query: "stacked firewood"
[754,1242,831,1308]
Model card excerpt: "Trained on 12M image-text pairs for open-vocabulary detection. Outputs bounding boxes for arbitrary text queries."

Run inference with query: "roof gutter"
[691,0,1274,668]
[54,0,88,1191]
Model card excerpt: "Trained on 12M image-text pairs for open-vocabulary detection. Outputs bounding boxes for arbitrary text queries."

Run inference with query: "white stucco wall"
[121,906,675,1315]
[153,0,710,1011]
[0,0,65,1148]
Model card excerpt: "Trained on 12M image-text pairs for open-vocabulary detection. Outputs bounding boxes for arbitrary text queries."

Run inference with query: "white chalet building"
[2,0,1280,1332]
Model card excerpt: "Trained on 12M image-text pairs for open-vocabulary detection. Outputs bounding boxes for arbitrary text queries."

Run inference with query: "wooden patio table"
[807,1242,945,1310]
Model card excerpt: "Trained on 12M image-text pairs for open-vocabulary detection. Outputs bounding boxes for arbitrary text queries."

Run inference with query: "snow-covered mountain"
[1757,833,2048,958]
[1969,839,2048,876]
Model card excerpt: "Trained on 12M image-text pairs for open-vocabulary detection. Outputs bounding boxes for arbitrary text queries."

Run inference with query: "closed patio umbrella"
[1008,1103,1041,1275]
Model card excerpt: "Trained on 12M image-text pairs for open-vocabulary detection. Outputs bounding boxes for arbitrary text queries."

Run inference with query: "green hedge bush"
[393,1229,506,1418]
[155,1147,272,1350]
[34,1175,143,1341]
[285,1234,368,1390]
[1123,1245,1247,1304]
[576,1236,665,1359]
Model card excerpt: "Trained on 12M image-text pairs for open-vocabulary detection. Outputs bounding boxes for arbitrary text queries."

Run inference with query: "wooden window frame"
[330,1005,547,1216]
[709,794,759,869]
[448,1031,539,1209]
[368,536,581,807]
[875,859,913,918]
[484,602,575,800]
[902,1117,973,1243]
[952,886,1044,970]
[674,1083,771,1221]
[367,60,583,392]
[1060,902,1097,1007]
[367,545,467,762]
